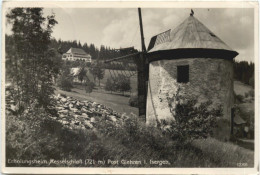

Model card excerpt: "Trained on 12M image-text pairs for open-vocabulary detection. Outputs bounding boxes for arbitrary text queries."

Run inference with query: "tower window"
[177,65,189,83]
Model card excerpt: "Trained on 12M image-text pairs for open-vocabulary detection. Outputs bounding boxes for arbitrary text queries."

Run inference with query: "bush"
[6,108,59,166]
[6,109,99,167]
[57,65,73,92]
[95,113,168,151]
[235,94,244,103]
[248,90,254,98]
[112,74,131,95]
[129,95,138,107]
[105,78,114,93]
[249,76,254,88]
[164,87,222,144]
[85,80,95,95]
[57,75,73,91]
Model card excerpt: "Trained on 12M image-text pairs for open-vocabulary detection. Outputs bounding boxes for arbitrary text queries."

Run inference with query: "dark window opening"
[177,65,189,83]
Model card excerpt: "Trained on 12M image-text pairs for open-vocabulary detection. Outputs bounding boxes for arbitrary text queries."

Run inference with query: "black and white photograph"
[1,1,259,174]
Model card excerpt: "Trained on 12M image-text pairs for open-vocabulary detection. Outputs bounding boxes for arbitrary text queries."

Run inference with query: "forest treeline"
[50,38,138,61]
[6,35,254,87]
[233,61,254,87]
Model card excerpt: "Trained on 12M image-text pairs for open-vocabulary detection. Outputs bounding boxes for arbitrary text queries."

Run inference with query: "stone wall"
[146,58,234,140]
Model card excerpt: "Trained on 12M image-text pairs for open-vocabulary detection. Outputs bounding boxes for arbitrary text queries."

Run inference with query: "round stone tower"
[146,13,238,140]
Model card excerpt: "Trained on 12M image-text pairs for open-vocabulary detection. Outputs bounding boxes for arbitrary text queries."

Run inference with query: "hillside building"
[62,47,92,62]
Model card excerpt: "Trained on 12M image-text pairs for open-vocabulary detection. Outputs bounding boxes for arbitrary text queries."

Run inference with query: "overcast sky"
[6,8,254,62]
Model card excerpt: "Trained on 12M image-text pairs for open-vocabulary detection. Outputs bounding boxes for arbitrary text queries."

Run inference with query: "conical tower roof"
[148,15,237,53]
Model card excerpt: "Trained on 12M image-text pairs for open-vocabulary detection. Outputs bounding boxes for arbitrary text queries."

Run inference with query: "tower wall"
[146,58,234,140]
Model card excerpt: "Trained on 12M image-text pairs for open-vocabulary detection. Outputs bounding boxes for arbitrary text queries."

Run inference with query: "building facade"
[62,47,92,62]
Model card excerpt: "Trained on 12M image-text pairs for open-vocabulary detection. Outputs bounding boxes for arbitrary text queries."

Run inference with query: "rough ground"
[50,93,254,168]
[51,94,130,131]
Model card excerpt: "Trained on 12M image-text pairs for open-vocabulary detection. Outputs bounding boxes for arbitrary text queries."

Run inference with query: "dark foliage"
[84,79,95,95]
[129,95,138,107]
[234,61,254,87]
[6,8,58,112]
[57,65,73,91]
[89,62,105,86]
[164,87,222,144]
[235,94,244,104]
[105,78,114,93]
[105,74,131,95]
[78,67,87,84]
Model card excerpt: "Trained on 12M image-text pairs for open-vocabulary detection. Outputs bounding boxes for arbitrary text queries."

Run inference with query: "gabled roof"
[148,15,236,53]
[66,47,90,56]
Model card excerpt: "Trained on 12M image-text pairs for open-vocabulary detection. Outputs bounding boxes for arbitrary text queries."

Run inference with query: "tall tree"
[78,67,87,85]
[6,8,58,111]
[89,62,105,86]
[78,41,82,48]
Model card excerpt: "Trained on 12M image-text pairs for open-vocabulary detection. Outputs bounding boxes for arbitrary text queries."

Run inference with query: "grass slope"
[55,86,138,116]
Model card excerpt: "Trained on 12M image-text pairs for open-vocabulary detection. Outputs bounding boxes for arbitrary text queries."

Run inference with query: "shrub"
[129,95,138,107]
[244,90,254,99]
[235,94,244,103]
[57,75,73,91]
[78,67,87,84]
[6,108,58,166]
[118,75,131,95]
[105,78,114,93]
[164,87,222,144]
[249,76,254,88]
[57,65,73,92]
[112,74,131,95]
[244,92,249,98]
[248,90,254,98]
[60,93,67,98]
[95,113,167,150]
[85,80,95,95]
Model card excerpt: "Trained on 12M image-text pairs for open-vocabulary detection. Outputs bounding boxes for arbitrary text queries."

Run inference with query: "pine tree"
[6,8,58,111]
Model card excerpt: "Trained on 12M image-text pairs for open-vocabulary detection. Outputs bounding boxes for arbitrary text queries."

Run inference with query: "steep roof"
[66,47,90,56]
[148,15,236,53]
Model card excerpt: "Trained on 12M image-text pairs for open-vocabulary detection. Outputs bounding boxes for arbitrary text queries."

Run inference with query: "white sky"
[6,8,254,62]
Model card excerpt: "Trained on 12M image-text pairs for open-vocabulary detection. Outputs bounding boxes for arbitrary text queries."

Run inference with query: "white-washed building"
[62,47,92,62]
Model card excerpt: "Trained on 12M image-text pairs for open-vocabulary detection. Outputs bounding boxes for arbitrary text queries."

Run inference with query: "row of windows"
[62,57,91,61]
[63,57,91,60]
[63,54,91,59]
